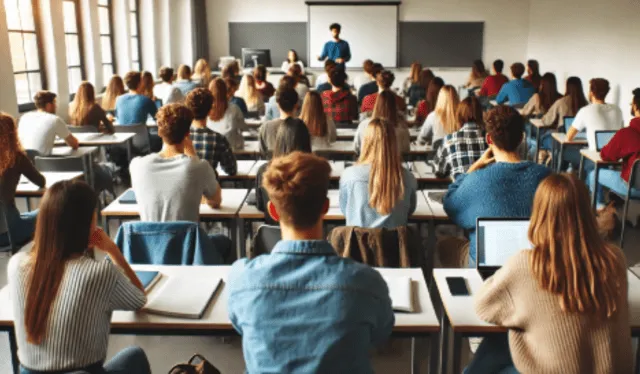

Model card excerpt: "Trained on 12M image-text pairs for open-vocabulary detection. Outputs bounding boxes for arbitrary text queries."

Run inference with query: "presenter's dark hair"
[493,59,504,74]
[330,23,341,32]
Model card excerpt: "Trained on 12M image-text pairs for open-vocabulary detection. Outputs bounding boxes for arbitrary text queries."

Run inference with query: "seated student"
[495,63,536,106]
[281,49,305,74]
[358,63,383,105]
[353,59,374,91]
[317,62,349,94]
[464,59,488,89]
[434,96,487,179]
[69,81,115,134]
[407,68,434,108]
[415,77,445,124]
[259,88,301,154]
[255,119,312,224]
[207,78,248,151]
[225,77,249,118]
[237,74,265,115]
[361,70,406,115]
[442,106,550,267]
[114,71,158,125]
[300,91,337,149]
[173,64,200,96]
[541,76,588,130]
[229,151,394,373]
[222,61,242,85]
[265,76,297,121]
[341,118,417,228]
[465,173,632,374]
[321,68,359,126]
[254,64,275,102]
[288,64,309,102]
[9,180,151,374]
[417,85,460,145]
[154,66,185,105]
[0,113,45,247]
[354,90,411,155]
[185,88,237,177]
[588,88,640,208]
[140,71,155,99]
[18,91,79,156]
[402,62,422,96]
[524,59,542,91]
[521,72,562,118]
[478,59,509,98]
[102,75,125,112]
[192,58,212,87]
[315,59,336,89]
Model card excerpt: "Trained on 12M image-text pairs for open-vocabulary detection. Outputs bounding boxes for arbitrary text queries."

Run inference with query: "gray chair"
[114,123,151,155]
[250,225,281,258]
[620,160,640,248]
[68,125,98,133]
[35,156,85,173]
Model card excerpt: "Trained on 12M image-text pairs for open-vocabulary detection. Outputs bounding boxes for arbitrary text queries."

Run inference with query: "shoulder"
[342,164,369,181]
[8,252,30,279]
[403,168,418,187]
[426,112,437,121]
[522,162,552,179]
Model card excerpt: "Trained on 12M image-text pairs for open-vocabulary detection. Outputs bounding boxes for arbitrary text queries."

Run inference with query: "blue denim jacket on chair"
[227,240,395,374]
[114,221,223,265]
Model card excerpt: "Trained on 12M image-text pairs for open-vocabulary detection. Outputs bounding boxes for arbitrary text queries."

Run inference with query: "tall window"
[4,0,46,109]
[129,0,141,71]
[63,0,85,96]
[98,0,116,86]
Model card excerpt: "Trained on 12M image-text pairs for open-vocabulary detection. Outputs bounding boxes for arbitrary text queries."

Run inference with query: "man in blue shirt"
[318,23,351,67]
[228,152,394,374]
[115,71,158,125]
[495,62,536,106]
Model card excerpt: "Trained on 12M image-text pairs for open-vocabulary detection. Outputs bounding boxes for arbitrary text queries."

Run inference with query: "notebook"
[135,271,162,292]
[143,276,223,319]
[119,190,137,204]
[383,276,415,313]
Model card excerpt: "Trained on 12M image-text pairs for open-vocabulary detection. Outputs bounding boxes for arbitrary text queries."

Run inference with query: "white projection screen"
[308,5,398,68]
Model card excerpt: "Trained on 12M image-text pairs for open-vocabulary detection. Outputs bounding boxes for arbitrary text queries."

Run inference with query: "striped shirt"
[8,252,146,371]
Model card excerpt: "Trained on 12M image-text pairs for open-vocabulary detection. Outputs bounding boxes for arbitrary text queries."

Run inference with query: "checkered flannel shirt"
[190,127,237,177]
[434,123,488,179]
[321,90,358,123]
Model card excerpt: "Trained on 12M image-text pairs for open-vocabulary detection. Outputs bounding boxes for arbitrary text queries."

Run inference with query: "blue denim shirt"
[227,240,394,374]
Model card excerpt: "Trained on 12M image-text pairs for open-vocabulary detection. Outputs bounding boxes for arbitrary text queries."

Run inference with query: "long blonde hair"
[140,71,154,98]
[193,59,211,85]
[69,82,96,126]
[529,174,624,318]
[434,85,460,135]
[358,118,404,215]
[102,75,125,110]
[239,74,261,107]
[300,91,329,137]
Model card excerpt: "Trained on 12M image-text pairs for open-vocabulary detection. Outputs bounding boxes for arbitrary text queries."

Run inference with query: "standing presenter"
[317,23,351,68]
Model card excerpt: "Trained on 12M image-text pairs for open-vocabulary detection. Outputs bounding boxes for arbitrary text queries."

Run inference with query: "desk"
[410,162,452,186]
[115,117,156,127]
[245,118,263,128]
[217,160,257,184]
[56,133,136,162]
[550,133,587,173]
[16,172,84,198]
[48,146,99,188]
[235,141,261,160]
[579,149,623,208]
[335,127,421,141]
[529,119,554,163]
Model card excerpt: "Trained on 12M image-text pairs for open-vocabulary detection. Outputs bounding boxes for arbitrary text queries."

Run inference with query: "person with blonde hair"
[192,58,212,87]
[340,118,417,228]
[101,75,125,112]
[140,71,155,99]
[300,91,337,148]
[417,85,460,145]
[174,64,199,96]
[69,81,114,134]
[207,78,247,151]
[354,90,410,155]
[465,173,632,374]
[237,74,265,115]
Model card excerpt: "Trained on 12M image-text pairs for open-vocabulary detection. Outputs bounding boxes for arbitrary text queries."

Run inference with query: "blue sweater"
[496,79,535,106]
[115,93,157,125]
[443,162,551,265]
[319,40,351,64]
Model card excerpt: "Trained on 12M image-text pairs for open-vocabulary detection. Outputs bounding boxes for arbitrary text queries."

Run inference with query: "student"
[207,78,248,151]
[361,70,406,114]
[154,66,184,105]
[540,76,588,130]
[442,106,550,266]
[415,77,444,124]
[238,74,265,115]
[140,71,155,99]
[478,59,509,98]
[524,59,542,91]
[192,58,212,87]
[265,76,297,121]
[521,72,562,117]
[495,63,536,106]
[465,173,632,374]
[69,82,115,134]
[18,91,79,156]
[114,72,158,126]
[174,64,199,96]
[185,88,237,177]
[434,96,487,179]
[259,88,300,154]
[0,113,45,247]
[316,62,349,94]
[130,103,222,222]
[321,68,359,126]
[254,64,275,101]
[281,49,305,74]
[315,60,336,89]
[229,151,394,373]
[354,90,411,155]
[403,62,423,96]
[418,85,460,145]
[288,64,309,102]
[8,180,151,374]
[341,118,417,228]
[102,75,125,112]
[353,59,374,91]
[255,120,312,224]
[300,91,337,148]
[358,63,383,105]
[588,88,640,207]
[407,68,434,108]
[317,23,352,67]
[465,59,488,89]
[566,78,624,150]
[222,61,242,84]
[225,77,249,118]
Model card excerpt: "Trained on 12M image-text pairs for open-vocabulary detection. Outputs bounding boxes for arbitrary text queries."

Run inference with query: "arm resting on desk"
[19,153,46,188]
[475,256,522,328]
[565,126,579,142]
[600,130,628,162]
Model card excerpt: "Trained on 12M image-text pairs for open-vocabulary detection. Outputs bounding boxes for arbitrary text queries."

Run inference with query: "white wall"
[0,4,19,117]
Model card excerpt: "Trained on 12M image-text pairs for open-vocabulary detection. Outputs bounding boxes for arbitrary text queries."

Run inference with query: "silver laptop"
[476,218,531,279]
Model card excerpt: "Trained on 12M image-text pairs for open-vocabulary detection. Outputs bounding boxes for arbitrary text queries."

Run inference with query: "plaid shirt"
[434,123,488,179]
[190,127,237,177]
[321,90,358,123]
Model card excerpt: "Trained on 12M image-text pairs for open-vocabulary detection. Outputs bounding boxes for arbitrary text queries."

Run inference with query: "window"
[129,0,141,71]
[4,0,46,109]
[98,0,116,86]
[63,0,86,96]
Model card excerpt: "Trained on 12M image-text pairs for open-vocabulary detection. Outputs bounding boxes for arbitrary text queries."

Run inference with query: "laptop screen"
[477,219,531,267]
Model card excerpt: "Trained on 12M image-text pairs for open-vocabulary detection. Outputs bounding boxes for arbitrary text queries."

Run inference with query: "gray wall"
[229,23,308,68]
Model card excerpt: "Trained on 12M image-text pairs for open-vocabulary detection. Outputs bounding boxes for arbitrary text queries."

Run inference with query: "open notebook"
[143,276,223,319]
[383,276,415,313]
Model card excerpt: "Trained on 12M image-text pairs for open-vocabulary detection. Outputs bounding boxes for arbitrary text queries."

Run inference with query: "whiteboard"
[308,5,398,68]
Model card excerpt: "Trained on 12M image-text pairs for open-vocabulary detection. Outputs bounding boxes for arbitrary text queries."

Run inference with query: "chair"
[35,155,85,173]
[68,125,98,133]
[595,130,617,151]
[114,123,151,155]
[620,160,640,248]
[0,202,14,253]
[249,225,281,258]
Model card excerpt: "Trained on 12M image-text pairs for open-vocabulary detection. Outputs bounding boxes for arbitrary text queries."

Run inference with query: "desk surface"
[551,132,588,145]
[16,172,84,197]
[217,160,257,180]
[529,118,552,129]
[580,149,622,165]
[422,190,449,221]
[55,133,135,146]
[50,146,99,157]
[235,141,261,156]
[0,265,439,333]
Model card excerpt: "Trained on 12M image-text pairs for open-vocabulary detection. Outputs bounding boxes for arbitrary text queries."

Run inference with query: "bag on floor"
[168,354,222,374]
[596,201,620,241]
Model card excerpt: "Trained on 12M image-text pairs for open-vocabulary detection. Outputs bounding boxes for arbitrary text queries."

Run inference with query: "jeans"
[0,206,38,248]
[20,346,151,374]
[464,334,520,374]
[588,169,640,206]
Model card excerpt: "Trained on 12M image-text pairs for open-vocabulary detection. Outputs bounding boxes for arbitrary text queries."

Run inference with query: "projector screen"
[308,5,398,69]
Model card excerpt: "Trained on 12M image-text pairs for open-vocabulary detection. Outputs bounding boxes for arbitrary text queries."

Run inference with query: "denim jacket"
[227,240,394,374]
[114,221,223,265]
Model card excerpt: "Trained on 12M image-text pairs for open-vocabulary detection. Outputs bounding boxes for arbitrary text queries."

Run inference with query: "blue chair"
[595,130,617,151]
[619,160,640,248]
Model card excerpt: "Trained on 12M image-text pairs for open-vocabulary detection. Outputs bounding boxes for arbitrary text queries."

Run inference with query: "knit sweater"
[476,250,633,374]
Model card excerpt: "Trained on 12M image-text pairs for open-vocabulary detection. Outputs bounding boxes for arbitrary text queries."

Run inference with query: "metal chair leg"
[620,197,630,249]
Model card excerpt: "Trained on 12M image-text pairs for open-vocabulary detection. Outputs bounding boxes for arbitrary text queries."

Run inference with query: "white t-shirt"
[18,111,71,156]
[315,73,329,89]
[571,103,624,150]
[153,82,184,105]
[281,60,305,74]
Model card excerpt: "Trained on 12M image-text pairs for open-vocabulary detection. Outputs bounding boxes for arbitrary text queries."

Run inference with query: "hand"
[336,58,344,64]
[88,228,116,254]
[468,149,495,173]
[316,55,322,61]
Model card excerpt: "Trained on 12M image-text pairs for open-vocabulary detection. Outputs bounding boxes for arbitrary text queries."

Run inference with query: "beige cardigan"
[476,250,633,374]
[541,95,576,128]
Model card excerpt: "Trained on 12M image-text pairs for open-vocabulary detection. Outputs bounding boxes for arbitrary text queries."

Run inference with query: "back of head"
[527,59,540,76]
[435,85,460,135]
[565,76,588,115]
[362,59,374,75]
[529,173,622,318]
[471,60,486,78]
[376,70,395,89]
[141,71,154,94]
[224,77,239,98]
[273,117,312,158]
[185,88,214,121]
[510,63,525,79]
[590,78,610,101]
[372,90,399,125]
[300,91,328,137]
[70,82,96,124]
[633,88,640,111]
[209,78,229,121]
[157,103,194,145]
[177,65,192,80]
[194,59,211,77]
[124,71,142,90]
[34,91,57,110]
[456,96,484,130]
[159,67,174,83]
[410,62,423,83]
[420,69,435,90]
[539,73,560,111]
[222,62,236,79]
[276,87,299,114]
[371,63,384,78]
[288,64,302,81]
[262,152,331,229]
[329,68,347,88]
[324,59,337,74]
[484,105,524,152]
[278,75,297,93]
[103,76,125,109]
[254,65,267,82]
[0,112,21,174]
[493,59,504,74]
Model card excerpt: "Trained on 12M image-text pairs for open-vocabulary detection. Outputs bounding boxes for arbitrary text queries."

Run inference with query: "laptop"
[476,218,531,279]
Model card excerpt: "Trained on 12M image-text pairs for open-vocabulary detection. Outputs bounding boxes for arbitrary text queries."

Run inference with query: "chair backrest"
[114,123,151,154]
[595,130,617,151]
[629,159,640,191]
[0,201,14,252]
[250,225,281,258]
[432,138,444,151]
[35,156,84,172]
[68,125,98,133]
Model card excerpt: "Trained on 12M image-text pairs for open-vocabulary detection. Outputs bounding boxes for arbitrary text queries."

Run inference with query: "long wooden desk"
[578,149,623,208]
[217,160,257,182]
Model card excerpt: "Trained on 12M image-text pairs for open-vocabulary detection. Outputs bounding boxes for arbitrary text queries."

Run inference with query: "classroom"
[0,0,639,373]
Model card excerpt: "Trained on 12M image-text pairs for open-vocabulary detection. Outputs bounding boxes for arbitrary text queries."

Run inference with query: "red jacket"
[479,74,509,97]
[600,117,640,182]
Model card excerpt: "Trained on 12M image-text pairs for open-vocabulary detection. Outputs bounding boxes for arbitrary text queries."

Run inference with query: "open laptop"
[476,218,531,279]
